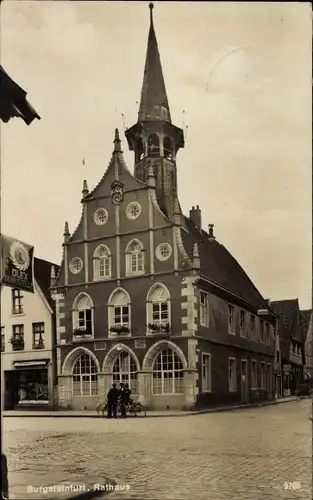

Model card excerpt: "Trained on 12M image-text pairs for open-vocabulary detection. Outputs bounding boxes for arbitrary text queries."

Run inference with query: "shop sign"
[135,339,146,349]
[1,234,34,292]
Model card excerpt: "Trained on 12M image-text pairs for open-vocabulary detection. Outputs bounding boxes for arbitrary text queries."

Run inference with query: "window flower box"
[147,322,171,334]
[9,336,24,350]
[109,325,130,335]
[73,328,92,337]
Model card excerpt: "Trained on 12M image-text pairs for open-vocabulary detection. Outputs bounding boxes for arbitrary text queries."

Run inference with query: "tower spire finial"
[138,3,171,123]
[149,3,154,25]
[113,128,122,152]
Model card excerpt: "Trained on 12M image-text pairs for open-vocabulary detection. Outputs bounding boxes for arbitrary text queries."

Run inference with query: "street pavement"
[3,399,312,500]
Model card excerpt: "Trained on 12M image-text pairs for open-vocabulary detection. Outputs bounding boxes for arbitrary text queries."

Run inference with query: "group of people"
[106,382,132,418]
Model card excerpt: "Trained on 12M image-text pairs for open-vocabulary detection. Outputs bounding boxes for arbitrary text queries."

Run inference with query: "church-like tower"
[125,3,185,220]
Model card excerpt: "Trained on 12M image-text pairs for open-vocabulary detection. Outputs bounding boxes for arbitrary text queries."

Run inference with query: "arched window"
[112,352,138,394]
[72,353,98,396]
[163,136,173,160]
[72,294,93,336]
[147,134,160,157]
[126,239,145,276]
[93,245,111,281]
[135,137,145,162]
[152,348,184,395]
[108,288,131,335]
[146,284,171,333]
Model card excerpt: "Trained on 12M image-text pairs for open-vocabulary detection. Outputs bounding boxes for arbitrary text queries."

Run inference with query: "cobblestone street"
[3,400,312,500]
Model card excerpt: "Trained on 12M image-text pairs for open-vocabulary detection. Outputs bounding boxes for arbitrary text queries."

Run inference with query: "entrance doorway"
[240,359,248,404]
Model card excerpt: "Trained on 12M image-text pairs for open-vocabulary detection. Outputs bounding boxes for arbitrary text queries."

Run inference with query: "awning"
[12,360,48,368]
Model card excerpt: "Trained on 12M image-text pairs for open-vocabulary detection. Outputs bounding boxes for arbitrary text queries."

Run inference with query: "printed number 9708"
[284,482,301,490]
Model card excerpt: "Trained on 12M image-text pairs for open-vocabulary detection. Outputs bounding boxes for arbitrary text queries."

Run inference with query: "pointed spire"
[63,221,70,243]
[113,128,122,152]
[82,179,89,197]
[138,3,171,123]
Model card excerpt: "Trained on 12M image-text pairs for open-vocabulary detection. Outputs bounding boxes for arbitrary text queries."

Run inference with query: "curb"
[3,397,305,419]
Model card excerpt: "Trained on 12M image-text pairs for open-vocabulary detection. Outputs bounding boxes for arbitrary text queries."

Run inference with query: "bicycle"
[96,399,146,417]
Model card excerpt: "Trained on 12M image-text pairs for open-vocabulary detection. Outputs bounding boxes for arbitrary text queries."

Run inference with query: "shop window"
[17,369,49,404]
[147,134,160,157]
[163,136,173,160]
[12,289,23,314]
[32,323,45,349]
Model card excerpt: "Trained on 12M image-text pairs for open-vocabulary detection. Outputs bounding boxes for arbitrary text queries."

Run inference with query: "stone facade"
[52,5,276,411]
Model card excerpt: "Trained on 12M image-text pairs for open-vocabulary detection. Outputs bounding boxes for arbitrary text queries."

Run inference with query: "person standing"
[124,383,132,406]
[106,383,119,419]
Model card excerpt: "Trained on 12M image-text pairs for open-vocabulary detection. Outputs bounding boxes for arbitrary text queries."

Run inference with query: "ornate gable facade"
[52,4,276,411]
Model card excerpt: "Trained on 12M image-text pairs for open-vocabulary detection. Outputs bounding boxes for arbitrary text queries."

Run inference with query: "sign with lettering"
[135,339,146,349]
[1,234,34,292]
[95,342,106,351]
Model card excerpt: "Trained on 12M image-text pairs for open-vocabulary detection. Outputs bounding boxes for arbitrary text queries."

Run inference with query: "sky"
[1,1,312,309]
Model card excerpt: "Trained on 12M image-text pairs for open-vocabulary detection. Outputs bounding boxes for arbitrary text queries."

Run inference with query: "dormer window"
[163,136,173,160]
[147,134,160,157]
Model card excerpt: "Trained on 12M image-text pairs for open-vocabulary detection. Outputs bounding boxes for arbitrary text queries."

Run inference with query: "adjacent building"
[1,257,59,410]
[51,4,276,411]
[300,309,313,378]
[0,65,40,125]
[271,299,304,396]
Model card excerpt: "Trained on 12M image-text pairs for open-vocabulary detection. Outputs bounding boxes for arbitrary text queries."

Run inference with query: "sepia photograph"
[0,1,312,499]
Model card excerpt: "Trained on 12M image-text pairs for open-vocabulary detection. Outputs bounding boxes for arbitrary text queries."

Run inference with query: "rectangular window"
[202,353,211,392]
[228,358,237,391]
[200,292,209,326]
[260,320,265,343]
[131,252,144,273]
[113,306,129,327]
[1,327,4,353]
[11,325,24,351]
[260,362,266,389]
[76,309,92,335]
[99,257,111,278]
[32,323,45,349]
[250,315,255,339]
[152,302,169,324]
[239,310,246,337]
[228,305,235,335]
[251,360,257,389]
[12,289,23,314]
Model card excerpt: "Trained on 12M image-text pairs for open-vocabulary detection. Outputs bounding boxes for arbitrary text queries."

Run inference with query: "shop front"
[4,359,53,410]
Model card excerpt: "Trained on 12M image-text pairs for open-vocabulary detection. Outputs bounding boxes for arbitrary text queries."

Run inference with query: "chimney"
[189,205,202,230]
[208,224,215,241]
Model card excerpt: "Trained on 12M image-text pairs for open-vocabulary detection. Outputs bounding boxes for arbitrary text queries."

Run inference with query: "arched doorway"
[112,352,138,394]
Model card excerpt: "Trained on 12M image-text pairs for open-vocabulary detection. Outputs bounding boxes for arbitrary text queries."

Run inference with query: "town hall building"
[51,4,277,411]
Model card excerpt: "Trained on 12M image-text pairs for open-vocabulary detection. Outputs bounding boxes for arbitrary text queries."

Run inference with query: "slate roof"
[182,217,270,309]
[271,299,303,343]
[300,309,312,342]
[0,65,40,125]
[34,257,60,310]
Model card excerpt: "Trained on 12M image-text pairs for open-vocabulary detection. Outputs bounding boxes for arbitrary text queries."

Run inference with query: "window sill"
[202,389,212,393]
[10,313,26,318]
[228,388,237,392]
[200,323,209,328]
[108,332,131,338]
[146,330,171,336]
[228,331,235,335]
[125,271,145,277]
[73,335,94,342]
[94,276,111,282]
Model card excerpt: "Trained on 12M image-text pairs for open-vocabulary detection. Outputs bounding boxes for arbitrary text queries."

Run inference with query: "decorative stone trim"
[181,276,199,337]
